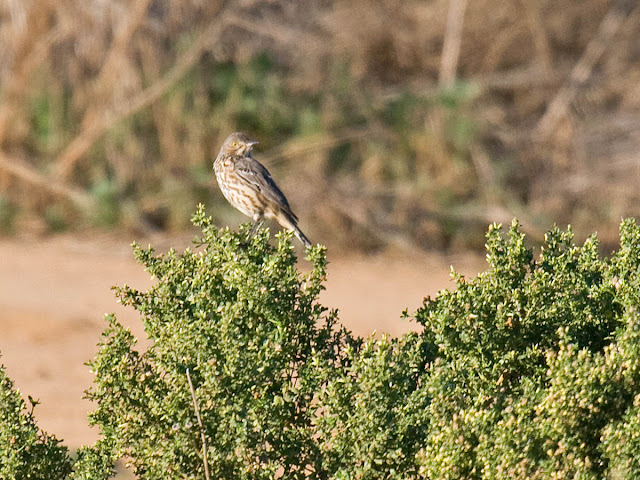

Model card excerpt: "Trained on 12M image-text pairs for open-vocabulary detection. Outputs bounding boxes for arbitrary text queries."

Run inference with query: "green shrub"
[314,332,433,479]
[310,219,640,479]
[413,219,640,479]
[0,359,72,479]
[72,204,348,479]
[16,211,640,478]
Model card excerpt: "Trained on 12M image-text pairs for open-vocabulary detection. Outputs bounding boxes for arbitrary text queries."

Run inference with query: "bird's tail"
[294,225,312,249]
[276,209,312,248]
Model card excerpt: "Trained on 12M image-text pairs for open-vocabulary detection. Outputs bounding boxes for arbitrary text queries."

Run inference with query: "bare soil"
[0,233,484,448]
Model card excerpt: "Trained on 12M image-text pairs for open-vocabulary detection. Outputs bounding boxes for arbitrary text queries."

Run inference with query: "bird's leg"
[247,216,264,242]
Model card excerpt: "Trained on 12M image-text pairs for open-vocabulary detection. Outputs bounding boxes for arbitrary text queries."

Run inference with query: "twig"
[0,153,159,234]
[0,1,70,147]
[260,128,371,167]
[0,153,93,208]
[186,367,211,480]
[375,64,570,110]
[469,144,498,204]
[225,13,324,51]
[518,0,554,74]
[75,0,152,129]
[305,172,427,256]
[439,0,469,87]
[534,0,637,141]
[53,9,229,180]
[95,0,152,91]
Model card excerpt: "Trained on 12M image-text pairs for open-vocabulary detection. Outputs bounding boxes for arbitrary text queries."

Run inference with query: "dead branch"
[518,0,554,74]
[377,64,569,107]
[534,0,637,141]
[439,0,469,87]
[225,13,325,51]
[260,129,371,167]
[0,1,70,147]
[53,9,229,180]
[0,154,93,208]
[186,367,211,480]
[81,0,152,120]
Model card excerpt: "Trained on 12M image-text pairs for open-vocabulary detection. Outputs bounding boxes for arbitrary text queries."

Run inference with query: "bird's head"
[219,132,259,157]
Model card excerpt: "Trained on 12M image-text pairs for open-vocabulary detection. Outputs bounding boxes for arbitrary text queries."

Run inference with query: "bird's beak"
[248,141,259,147]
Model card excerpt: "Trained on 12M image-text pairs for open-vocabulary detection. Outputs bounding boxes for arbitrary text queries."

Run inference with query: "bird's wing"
[235,156,297,219]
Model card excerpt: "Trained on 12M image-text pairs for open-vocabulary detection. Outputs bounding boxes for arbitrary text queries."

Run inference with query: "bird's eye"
[231,141,237,147]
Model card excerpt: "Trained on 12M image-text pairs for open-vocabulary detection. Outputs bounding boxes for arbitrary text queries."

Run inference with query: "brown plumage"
[213,132,311,248]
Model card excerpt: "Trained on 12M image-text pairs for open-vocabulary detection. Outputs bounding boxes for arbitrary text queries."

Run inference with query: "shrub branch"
[186,367,210,480]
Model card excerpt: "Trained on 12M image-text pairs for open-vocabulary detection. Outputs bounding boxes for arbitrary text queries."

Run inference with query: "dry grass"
[0,0,638,250]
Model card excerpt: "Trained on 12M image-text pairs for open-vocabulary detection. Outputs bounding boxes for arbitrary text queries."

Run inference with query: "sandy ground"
[0,233,484,449]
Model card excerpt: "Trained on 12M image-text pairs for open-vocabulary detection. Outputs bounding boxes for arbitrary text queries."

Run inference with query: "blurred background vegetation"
[0,0,638,252]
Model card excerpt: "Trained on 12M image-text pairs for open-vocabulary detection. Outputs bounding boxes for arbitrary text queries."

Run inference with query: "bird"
[213,132,311,248]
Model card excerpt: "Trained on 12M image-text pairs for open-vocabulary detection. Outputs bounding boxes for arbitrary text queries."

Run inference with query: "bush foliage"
[71,205,347,479]
[0,360,72,479]
[6,209,640,478]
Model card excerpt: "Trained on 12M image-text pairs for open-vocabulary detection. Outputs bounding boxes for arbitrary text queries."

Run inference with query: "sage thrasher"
[214,132,311,248]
